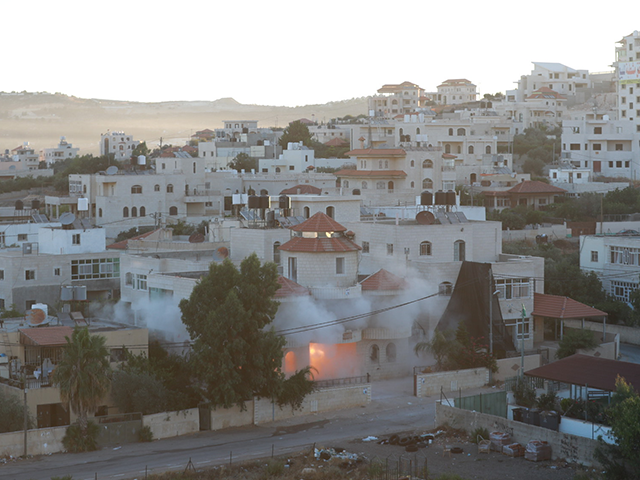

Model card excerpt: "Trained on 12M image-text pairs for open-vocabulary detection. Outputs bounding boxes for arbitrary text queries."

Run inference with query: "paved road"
[620,343,640,364]
[2,377,489,480]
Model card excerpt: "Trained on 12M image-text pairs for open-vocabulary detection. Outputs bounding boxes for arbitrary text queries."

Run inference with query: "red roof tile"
[361,269,408,291]
[346,149,406,156]
[324,137,349,146]
[107,229,161,250]
[290,212,347,232]
[334,169,407,177]
[19,326,73,346]
[532,292,607,319]
[507,180,566,194]
[279,236,361,253]
[279,184,322,195]
[275,276,310,297]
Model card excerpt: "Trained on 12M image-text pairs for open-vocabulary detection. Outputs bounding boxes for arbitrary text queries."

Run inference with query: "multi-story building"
[39,137,79,165]
[99,131,140,160]
[436,79,477,105]
[10,143,40,170]
[614,30,640,133]
[495,87,567,130]
[369,82,427,118]
[507,63,591,104]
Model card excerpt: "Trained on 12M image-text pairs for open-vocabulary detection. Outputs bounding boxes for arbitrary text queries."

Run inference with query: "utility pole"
[520,304,526,378]
[23,381,28,457]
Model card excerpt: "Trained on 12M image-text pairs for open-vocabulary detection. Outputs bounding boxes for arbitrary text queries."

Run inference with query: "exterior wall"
[414,367,489,397]
[143,408,200,440]
[281,250,359,289]
[435,402,601,466]
[210,402,254,430]
[494,354,541,382]
[38,227,106,254]
[289,196,361,224]
[358,337,411,380]
[230,228,291,264]
[100,131,140,160]
[0,426,66,458]
[259,143,315,173]
[564,318,640,345]
[0,222,61,247]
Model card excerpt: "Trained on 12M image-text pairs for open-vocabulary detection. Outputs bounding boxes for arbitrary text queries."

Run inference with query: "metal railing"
[314,375,369,389]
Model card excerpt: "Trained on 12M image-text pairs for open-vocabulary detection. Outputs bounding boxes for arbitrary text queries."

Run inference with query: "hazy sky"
[5,1,638,106]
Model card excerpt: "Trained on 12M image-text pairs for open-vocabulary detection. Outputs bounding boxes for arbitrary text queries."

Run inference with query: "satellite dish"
[416,211,436,225]
[26,308,50,326]
[188,232,205,243]
[212,247,229,262]
[60,212,76,226]
[106,166,118,175]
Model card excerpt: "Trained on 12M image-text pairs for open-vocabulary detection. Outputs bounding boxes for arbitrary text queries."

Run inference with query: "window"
[370,344,379,362]
[591,251,599,262]
[570,144,580,150]
[169,206,178,215]
[495,278,531,299]
[0,270,4,280]
[125,272,133,286]
[593,144,601,151]
[362,241,370,254]
[616,144,623,151]
[54,267,60,276]
[131,207,137,217]
[167,184,174,193]
[135,274,147,290]
[453,240,465,261]
[154,184,160,192]
[386,243,394,256]
[485,145,491,154]
[99,208,102,218]
[610,246,640,266]
[131,185,142,194]
[410,160,415,167]
[336,257,345,275]
[273,242,281,264]
[594,127,602,134]
[439,282,453,295]
[448,128,453,136]
[611,280,637,302]
[422,178,433,189]
[71,258,120,280]
[0,232,4,245]
[288,257,297,282]
[468,145,474,154]
[25,269,36,281]
[422,159,433,168]
[123,207,129,217]
[457,128,466,136]
[140,206,146,217]
[18,234,28,241]
[419,241,432,256]
[110,348,126,362]
[386,343,396,362]
[72,234,81,245]
[361,181,368,190]
[376,181,385,190]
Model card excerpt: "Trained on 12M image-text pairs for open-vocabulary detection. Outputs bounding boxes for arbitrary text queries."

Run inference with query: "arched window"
[454,240,466,261]
[386,343,396,363]
[422,159,433,168]
[370,344,379,363]
[445,144,451,154]
[260,189,268,195]
[362,181,368,189]
[468,145,474,154]
[131,207,137,217]
[457,128,466,136]
[303,206,310,218]
[123,207,129,218]
[486,145,492,154]
[273,241,281,264]
[131,185,142,194]
[326,206,335,218]
[420,241,432,256]
[422,178,433,189]
[98,208,102,218]
[140,206,146,217]
[167,184,174,193]
[416,127,421,135]
[154,184,160,192]
[410,181,415,188]
[439,282,453,295]
[376,181,385,190]
[169,206,178,215]
[410,160,415,167]
[352,188,361,195]
[388,181,394,191]
[448,128,453,136]
[275,167,281,173]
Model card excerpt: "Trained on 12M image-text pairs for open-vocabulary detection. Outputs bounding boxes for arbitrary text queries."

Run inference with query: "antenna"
[59,212,76,227]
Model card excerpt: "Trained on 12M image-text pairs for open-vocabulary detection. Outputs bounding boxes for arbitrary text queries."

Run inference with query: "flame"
[309,342,358,380]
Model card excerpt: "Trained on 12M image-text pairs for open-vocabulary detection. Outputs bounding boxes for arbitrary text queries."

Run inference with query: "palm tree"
[52,327,111,443]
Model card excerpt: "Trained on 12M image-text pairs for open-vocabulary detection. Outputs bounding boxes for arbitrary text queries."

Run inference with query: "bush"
[470,426,489,443]
[138,425,153,443]
[62,421,100,453]
[512,378,537,408]
[263,460,285,476]
[537,392,558,411]
[556,329,598,359]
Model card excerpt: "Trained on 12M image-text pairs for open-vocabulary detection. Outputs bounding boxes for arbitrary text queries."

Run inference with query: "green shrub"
[62,422,99,453]
[537,392,558,411]
[513,378,537,408]
[263,460,284,476]
[470,426,489,443]
[138,425,153,442]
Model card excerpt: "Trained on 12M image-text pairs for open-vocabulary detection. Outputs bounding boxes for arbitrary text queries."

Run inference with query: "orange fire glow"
[309,342,359,380]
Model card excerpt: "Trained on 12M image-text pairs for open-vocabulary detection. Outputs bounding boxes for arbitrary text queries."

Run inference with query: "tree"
[0,389,33,433]
[555,328,598,359]
[228,152,257,172]
[179,254,314,410]
[278,120,313,148]
[132,141,150,158]
[52,328,111,450]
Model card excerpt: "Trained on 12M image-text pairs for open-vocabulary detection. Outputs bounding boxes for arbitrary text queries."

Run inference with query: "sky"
[4,1,640,107]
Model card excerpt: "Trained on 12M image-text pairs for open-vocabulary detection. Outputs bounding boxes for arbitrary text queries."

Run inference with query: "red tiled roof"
[19,326,73,346]
[290,212,347,232]
[532,292,607,319]
[361,269,408,291]
[525,354,640,393]
[507,180,566,194]
[346,149,406,156]
[275,276,310,298]
[335,169,407,177]
[279,236,361,253]
[107,228,161,250]
[324,137,349,146]
[279,184,322,195]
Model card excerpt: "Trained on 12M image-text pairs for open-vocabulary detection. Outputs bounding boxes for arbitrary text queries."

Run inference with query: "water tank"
[248,195,260,209]
[434,190,446,205]
[77,198,89,211]
[420,191,433,206]
[31,199,40,210]
[15,200,23,210]
[279,195,291,209]
[259,195,270,210]
[137,155,146,165]
[446,190,456,206]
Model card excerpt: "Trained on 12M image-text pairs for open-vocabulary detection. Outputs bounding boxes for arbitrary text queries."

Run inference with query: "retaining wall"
[0,426,66,458]
[143,409,200,440]
[414,368,489,398]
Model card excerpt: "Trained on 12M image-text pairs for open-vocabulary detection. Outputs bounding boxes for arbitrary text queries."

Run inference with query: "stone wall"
[436,402,600,466]
[415,368,489,397]
[494,354,541,382]
[565,319,637,347]
[143,408,200,440]
[0,426,66,458]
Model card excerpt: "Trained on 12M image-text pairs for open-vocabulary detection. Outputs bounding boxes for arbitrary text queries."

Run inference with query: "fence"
[454,390,507,418]
[314,375,369,388]
[504,375,544,392]
[367,453,428,480]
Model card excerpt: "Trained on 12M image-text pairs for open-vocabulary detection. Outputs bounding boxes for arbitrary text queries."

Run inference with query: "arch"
[416,127,421,135]
[131,206,138,217]
[439,281,453,295]
[98,208,103,218]
[123,207,129,218]
[154,184,160,192]
[167,184,174,193]
[422,159,433,168]
[273,241,281,264]
[326,206,335,218]
[422,178,433,189]
[362,181,368,189]
[399,128,404,135]
[352,188,361,195]
[448,128,453,136]
[370,344,379,363]
[420,241,432,256]
[454,240,466,261]
[468,145,474,154]
[131,185,142,194]
[260,189,269,195]
[275,167,281,173]
[410,181,415,188]
[140,206,146,217]
[169,206,178,215]
[445,144,451,154]
[342,180,349,188]
[470,173,477,184]
[410,159,415,167]
[485,145,492,154]
[303,206,310,218]
[457,128,466,136]
[386,343,396,362]
[388,181,394,191]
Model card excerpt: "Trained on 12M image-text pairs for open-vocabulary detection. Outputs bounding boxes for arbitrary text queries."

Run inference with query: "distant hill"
[0,92,368,155]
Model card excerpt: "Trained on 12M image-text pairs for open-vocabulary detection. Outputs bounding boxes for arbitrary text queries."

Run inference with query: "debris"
[362,436,378,442]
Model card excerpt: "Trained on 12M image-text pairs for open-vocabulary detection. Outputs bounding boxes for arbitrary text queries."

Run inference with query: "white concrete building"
[369,81,427,118]
[436,79,477,105]
[614,30,640,133]
[100,131,140,160]
[40,137,79,165]
[507,63,591,104]
[259,142,315,173]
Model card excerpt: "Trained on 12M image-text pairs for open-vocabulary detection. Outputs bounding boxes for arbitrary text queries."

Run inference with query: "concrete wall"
[436,402,601,466]
[565,318,640,346]
[210,402,255,431]
[502,224,568,242]
[0,426,66,458]
[494,354,541,382]
[415,368,489,397]
[143,408,200,440]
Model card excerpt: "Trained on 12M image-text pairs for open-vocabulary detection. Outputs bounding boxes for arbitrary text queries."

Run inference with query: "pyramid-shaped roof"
[274,276,310,298]
[532,292,607,320]
[280,184,322,195]
[361,269,408,291]
[290,212,347,233]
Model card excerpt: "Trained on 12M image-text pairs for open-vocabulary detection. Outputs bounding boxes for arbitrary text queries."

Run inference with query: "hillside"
[0,92,368,155]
